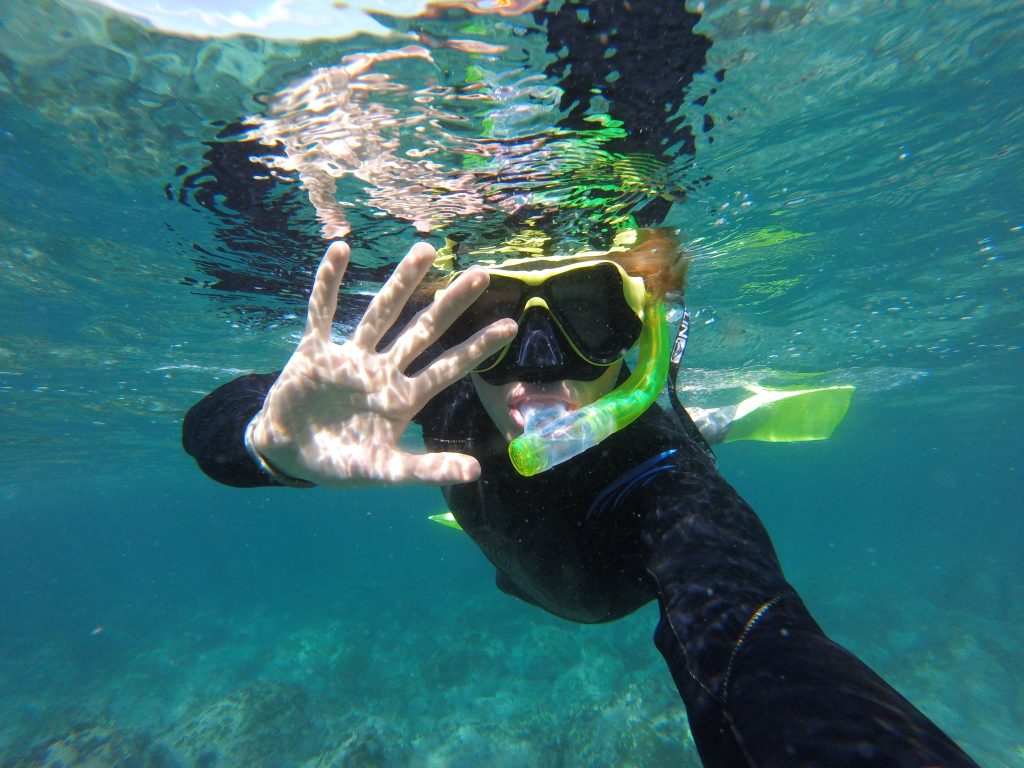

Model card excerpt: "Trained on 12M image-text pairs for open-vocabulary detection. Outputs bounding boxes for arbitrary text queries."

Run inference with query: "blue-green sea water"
[1,1,1021,766]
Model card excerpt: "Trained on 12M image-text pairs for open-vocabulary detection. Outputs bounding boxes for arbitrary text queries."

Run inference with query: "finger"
[399,451,482,485]
[411,318,518,401]
[304,242,351,341]
[389,265,491,369]
[327,444,481,486]
[353,242,436,351]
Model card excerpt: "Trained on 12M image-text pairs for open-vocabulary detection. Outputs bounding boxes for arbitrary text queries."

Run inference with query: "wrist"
[244,410,315,488]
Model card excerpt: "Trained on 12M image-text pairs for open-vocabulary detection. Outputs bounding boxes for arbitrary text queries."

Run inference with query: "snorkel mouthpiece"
[509,300,670,476]
[520,402,571,434]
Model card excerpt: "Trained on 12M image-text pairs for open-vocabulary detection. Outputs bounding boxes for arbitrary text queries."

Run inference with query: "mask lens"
[441,262,644,374]
[442,275,524,370]
[548,264,643,363]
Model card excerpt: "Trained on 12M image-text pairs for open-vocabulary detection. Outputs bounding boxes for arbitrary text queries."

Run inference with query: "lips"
[508,390,576,429]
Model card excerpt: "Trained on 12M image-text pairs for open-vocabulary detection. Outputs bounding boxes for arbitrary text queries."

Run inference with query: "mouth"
[508,389,577,429]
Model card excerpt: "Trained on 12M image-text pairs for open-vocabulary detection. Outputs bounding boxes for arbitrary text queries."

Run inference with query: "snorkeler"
[183,233,979,767]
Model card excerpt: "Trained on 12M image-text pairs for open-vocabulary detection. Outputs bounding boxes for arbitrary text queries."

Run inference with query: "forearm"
[695,598,978,767]
[182,372,287,487]
[642,457,978,767]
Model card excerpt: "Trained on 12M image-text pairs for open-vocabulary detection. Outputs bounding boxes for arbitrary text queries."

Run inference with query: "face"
[471,362,623,442]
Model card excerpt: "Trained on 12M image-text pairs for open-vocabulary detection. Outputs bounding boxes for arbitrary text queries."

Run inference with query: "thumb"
[402,452,481,485]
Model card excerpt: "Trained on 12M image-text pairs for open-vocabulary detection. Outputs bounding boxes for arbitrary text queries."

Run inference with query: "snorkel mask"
[440,253,671,476]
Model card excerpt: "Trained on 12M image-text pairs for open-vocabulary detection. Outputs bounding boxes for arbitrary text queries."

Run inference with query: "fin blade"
[724,385,854,443]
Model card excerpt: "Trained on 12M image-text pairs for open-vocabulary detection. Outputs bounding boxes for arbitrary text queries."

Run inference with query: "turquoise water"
[1,1,1022,766]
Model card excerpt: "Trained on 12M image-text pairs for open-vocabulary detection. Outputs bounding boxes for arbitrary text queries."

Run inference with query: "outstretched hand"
[248,241,517,486]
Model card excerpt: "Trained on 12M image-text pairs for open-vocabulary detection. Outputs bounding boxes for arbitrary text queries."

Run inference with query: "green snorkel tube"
[508,298,671,477]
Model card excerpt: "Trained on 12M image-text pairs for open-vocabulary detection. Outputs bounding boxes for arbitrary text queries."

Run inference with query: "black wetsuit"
[184,374,979,767]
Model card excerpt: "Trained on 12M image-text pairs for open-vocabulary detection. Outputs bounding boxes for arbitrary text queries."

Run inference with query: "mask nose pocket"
[512,308,568,370]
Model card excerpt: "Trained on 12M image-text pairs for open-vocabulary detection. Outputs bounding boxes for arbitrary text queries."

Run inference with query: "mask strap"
[666,307,716,463]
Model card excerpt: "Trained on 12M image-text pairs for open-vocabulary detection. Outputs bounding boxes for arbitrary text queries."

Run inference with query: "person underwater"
[183,229,978,767]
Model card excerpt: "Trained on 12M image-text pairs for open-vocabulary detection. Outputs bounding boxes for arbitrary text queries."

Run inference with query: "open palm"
[248,241,516,486]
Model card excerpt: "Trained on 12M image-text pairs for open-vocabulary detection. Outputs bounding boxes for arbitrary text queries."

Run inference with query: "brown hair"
[604,227,689,301]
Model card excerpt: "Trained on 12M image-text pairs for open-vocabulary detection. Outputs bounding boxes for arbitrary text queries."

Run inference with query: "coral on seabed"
[8,721,175,768]
[155,681,325,768]
[298,718,407,768]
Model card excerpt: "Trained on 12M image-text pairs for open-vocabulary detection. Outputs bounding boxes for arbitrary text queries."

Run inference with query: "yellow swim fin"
[723,384,854,443]
[428,510,464,531]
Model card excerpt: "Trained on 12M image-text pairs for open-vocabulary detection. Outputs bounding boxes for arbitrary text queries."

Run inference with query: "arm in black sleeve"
[182,372,283,487]
[639,441,979,767]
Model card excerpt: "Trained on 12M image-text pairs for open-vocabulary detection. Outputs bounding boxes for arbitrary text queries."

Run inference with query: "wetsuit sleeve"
[639,444,979,767]
[182,372,282,487]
